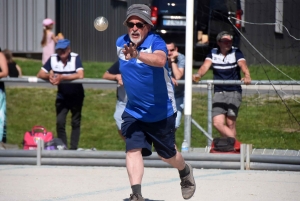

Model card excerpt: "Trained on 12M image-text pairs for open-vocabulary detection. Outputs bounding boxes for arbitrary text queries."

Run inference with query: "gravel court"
[0,165,300,201]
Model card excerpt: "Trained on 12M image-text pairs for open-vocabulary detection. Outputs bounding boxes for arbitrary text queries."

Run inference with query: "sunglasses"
[126,22,147,29]
[219,40,232,43]
[57,48,68,54]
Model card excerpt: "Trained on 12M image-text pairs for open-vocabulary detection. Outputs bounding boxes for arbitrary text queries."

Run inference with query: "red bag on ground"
[23,125,53,150]
[210,137,241,154]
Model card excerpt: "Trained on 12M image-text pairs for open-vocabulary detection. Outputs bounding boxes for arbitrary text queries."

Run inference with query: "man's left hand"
[241,77,251,85]
[50,74,62,85]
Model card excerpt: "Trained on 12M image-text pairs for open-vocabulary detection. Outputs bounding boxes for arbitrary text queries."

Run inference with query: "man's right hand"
[171,77,178,86]
[115,74,123,85]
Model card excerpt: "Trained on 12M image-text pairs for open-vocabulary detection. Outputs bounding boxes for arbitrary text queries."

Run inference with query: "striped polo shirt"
[42,52,84,97]
[206,47,245,93]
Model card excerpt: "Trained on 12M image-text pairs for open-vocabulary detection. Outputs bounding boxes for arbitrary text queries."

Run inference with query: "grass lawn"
[4,59,300,150]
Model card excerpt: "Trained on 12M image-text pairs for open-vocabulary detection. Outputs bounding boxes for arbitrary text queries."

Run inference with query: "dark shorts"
[121,111,177,159]
[212,91,242,117]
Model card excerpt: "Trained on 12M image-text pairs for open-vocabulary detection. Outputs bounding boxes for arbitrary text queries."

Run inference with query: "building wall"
[1,0,298,65]
[0,0,56,53]
[57,0,299,64]
[57,0,151,62]
[240,0,300,65]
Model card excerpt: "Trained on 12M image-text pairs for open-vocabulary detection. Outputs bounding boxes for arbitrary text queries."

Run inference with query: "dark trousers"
[56,96,84,150]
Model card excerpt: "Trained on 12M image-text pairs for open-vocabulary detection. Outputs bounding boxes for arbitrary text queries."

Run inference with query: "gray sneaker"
[129,193,144,201]
[180,163,196,199]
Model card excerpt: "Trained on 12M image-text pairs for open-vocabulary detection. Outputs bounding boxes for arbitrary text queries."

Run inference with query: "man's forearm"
[138,51,166,67]
[103,73,119,81]
[243,69,251,78]
[171,64,184,80]
[37,71,50,79]
[62,73,83,80]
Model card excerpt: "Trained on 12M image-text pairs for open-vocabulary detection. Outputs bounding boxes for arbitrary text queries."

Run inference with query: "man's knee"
[71,120,81,128]
[158,152,176,163]
[213,121,223,129]
[227,123,235,130]
[56,120,66,128]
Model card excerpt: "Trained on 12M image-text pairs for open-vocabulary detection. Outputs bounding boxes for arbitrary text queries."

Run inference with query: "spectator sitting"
[166,42,185,132]
[0,48,9,144]
[2,49,22,77]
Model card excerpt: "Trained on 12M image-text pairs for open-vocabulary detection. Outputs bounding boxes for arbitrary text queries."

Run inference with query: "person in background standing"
[0,48,9,145]
[41,18,57,65]
[166,42,185,131]
[37,39,85,150]
[116,4,196,201]
[1,48,22,144]
[193,31,251,139]
[2,49,22,77]
[102,61,126,141]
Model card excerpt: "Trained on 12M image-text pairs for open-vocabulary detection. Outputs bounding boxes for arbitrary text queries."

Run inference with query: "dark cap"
[216,31,233,41]
[123,4,153,27]
[55,39,70,50]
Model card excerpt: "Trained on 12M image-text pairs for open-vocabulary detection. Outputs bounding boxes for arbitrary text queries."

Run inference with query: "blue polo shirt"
[206,47,245,93]
[42,52,84,97]
[116,32,177,122]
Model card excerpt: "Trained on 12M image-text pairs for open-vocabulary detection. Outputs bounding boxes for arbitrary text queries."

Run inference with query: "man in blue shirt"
[116,4,195,201]
[193,31,251,139]
[37,39,84,150]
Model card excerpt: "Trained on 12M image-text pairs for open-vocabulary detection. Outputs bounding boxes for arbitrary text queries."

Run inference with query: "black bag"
[44,138,67,150]
[212,137,236,152]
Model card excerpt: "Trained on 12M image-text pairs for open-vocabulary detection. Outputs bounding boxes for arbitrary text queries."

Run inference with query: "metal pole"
[1,77,300,85]
[240,144,245,170]
[183,0,194,149]
[191,118,213,141]
[246,144,252,170]
[36,139,43,166]
[207,82,213,146]
[2,150,300,171]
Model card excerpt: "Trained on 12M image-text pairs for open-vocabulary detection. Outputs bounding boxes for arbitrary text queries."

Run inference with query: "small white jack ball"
[94,16,109,31]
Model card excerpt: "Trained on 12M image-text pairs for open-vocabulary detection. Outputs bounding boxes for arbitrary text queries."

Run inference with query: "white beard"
[129,31,142,45]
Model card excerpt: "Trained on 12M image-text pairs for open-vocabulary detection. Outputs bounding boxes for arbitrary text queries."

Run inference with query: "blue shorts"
[121,111,177,159]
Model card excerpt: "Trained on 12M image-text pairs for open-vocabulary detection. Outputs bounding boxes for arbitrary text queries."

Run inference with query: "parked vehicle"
[150,0,243,66]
